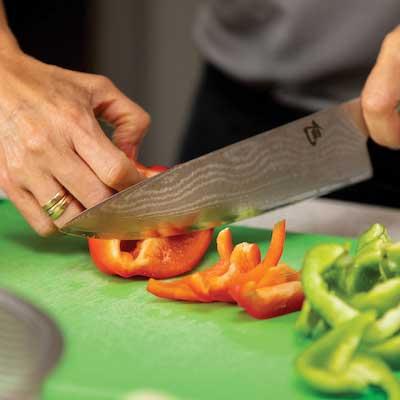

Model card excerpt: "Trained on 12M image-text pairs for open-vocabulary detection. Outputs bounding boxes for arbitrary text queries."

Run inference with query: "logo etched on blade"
[304,120,323,146]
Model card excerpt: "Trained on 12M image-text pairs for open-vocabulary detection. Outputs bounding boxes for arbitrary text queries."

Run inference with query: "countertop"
[236,198,400,238]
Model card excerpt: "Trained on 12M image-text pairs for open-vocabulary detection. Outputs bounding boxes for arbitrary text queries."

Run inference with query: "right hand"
[0,47,150,236]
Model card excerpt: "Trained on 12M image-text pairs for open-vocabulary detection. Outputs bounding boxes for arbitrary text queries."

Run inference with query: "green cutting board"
[0,200,390,400]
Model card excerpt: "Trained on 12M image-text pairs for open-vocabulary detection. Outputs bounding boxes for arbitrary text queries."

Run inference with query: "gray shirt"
[195,0,400,110]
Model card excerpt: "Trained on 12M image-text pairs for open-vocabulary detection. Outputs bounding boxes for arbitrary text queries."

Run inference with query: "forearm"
[0,1,19,53]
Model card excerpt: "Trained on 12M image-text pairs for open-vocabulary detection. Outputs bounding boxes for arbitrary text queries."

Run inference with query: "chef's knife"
[61,98,372,240]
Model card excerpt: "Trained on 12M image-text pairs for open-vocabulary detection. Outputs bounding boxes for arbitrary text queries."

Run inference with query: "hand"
[0,48,150,236]
[361,25,400,148]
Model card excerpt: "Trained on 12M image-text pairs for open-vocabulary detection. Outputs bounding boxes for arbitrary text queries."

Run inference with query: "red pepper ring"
[88,164,213,279]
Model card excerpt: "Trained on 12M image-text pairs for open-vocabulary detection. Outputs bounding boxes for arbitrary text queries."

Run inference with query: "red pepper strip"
[147,279,202,302]
[236,280,304,319]
[89,229,213,279]
[229,220,286,298]
[146,228,233,301]
[230,264,300,305]
[263,220,286,265]
[189,243,261,303]
[256,263,301,288]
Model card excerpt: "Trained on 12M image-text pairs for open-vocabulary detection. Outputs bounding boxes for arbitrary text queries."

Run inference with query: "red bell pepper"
[148,228,236,302]
[89,230,213,279]
[88,164,213,279]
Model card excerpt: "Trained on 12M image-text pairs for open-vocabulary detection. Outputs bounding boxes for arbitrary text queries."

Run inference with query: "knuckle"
[35,222,57,237]
[56,101,90,129]
[63,103,83,122]
[139,111,151,132]
[7,156,25,177]
[25,132,49,154]
[104,155,129,187]
[382,26,400,49]
[68,108,92,129]
[85,187,112,207]
[361,92,391,117]
[94,74,112,89]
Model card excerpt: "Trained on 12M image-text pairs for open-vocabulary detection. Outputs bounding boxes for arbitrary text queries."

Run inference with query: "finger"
[90,75,150,159]
[71,117,144,192]
[4,185,57,237]
[0,147,55,236]
[48,147,116,208]
[361,25,400,149]
[23,172,84,228]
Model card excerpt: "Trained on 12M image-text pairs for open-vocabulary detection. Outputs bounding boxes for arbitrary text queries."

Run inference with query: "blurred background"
[4,0,400,208]
[4,0,200,166]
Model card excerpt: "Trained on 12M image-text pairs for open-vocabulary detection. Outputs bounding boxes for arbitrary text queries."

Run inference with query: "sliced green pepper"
[346,224,390,294]
[295,313,375,394]
[381,242,400,279]
[295,300,319,337]
[301,244,358,327]
[357,223,390,252]
[370,335,400,370]
[296,223,400,399]
[350,278,400,315]
[364,304,400,344]
[350,354,400,400]
[347,244,384,293]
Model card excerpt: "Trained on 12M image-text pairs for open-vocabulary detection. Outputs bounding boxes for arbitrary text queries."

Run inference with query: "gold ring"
[42,192,72,221]
[42,191,66,213]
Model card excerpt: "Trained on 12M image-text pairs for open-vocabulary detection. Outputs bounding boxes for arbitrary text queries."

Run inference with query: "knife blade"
[61,98,372,240]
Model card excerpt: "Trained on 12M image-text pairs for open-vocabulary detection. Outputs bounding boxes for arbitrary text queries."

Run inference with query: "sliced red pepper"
[255,263,301,289]
[147,229,262,303]
[88,164,212,279]
[236,280,304,319]
[231,263,301,307]
[89,229,213,279]
[147,278,202,302]
[146,219,303,321]
[195,242,261,303]
[263,220,286,265]
[147,228,234,301]
[229,220,286,299]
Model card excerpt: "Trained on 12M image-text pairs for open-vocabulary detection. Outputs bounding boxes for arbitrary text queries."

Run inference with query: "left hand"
[361,25,400,149]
